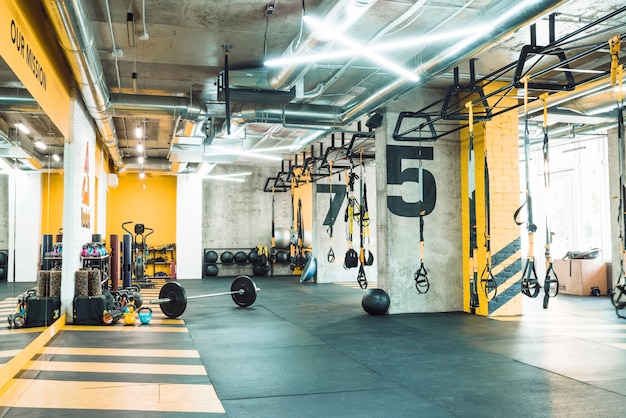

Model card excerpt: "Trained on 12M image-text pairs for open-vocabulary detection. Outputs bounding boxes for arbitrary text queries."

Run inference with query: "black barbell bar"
[150,276,259,318]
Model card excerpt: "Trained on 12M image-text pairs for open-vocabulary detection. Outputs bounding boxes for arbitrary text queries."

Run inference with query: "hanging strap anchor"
[466,101,480,313]
[414,158,430,293]
[517,77,541,299]
[540,92,559,309]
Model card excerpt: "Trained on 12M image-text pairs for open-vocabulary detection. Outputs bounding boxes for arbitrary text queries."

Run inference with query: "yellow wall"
[41,173,64,236]
[106,174,176,247]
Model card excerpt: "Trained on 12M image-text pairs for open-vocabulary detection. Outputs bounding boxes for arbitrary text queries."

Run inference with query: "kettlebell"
[138,307,153,325]
[123,303,136,325]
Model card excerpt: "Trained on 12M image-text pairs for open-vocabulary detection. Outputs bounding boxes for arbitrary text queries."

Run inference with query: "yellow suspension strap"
[414,155,430,293]
[271,186,276,262]
[327,161,336,263]
[611,56,626,318]
[480,139,497,300]
[356,149,369,289]
[466,101,479,313]
[344,167,359,269]
[515,77,541,299]
[541,93,559,309]
[289,176,298,270]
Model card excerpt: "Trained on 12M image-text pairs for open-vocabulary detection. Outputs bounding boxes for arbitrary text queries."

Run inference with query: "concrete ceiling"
[1,0,625,177]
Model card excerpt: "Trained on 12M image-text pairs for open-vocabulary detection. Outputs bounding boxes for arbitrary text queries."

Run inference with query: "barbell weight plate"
[231,276,257,307]
[158,281,187,318]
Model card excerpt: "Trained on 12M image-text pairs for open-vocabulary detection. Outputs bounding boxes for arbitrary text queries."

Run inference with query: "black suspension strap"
[516,77,541,299]
[414,156,430,293]
[344,167,359,269]
[540,93,559,309]
[290,176,297,270]
[480,147,498,300]
[297,196,305,267]
[610,45,626,318]
[327,161,335,263]
[356,149,369,289]
[466,102,480,313]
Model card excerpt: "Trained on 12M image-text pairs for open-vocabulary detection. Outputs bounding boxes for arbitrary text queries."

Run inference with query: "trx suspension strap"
[516,77,541,299]
[297,196,305,267]
[610,39,626,318]
[480,148,498,300]
[356,149,369,290]
[466,101,480,314]
[540,93,559,309]
[327,161,336,263]
[271,186,276,261]
[414,155,430,293]
[344,167,359,269]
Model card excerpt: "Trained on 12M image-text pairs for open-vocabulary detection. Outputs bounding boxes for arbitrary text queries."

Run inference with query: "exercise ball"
[275,250,289,263]
[274,228,291,249]
[205,250,218,263]
[234,251,248,264]
[303,230,312,248]
[362,289,390,315]
[248,249,259,263]
[220,251,234,264]
[205,264,218,276]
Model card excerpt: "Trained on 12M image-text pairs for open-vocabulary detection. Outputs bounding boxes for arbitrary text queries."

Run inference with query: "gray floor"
[184,277,626,418]
[2,276,626,417]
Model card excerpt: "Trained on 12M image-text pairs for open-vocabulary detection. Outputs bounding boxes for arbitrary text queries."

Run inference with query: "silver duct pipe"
[41,0,123,167]
[339,0,570,126]
[524,74,626,116]
[268,0,377,90]
[109,94,209,121]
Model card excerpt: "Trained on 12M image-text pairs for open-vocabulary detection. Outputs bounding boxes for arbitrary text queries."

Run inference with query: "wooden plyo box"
[553,258,607,296]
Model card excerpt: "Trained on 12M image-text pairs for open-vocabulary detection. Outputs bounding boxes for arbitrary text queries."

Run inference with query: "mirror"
[0,54,65,370]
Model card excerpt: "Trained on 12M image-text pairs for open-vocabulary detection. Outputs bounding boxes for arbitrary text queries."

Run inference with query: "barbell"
[150,276,259,319]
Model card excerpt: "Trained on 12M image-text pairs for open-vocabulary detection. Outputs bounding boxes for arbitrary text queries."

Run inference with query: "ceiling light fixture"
[16,122,30,135]
[139,170,145,179]
[127,11,136,48]
[138,156,145,164]
[52,153,61,162]
[34,140,47,150]
[206,145,283,161]
[304,15,418,81]
[135,124,142,138]
[137,142,144,153]
[204,175,246,183]
[264,26,487,68]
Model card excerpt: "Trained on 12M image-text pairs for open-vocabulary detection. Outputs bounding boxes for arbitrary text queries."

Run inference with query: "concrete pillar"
[377,88,463,314]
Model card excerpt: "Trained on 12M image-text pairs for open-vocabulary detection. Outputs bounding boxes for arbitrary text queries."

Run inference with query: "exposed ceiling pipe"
[41,0,123,168]
[524,74,626,117]
[235,0,570,149]
[338,0,571,126]
[109,94,208,120]
[267,0,378,91]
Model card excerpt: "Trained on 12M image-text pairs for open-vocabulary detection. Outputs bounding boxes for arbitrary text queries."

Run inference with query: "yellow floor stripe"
[64,325,188,332]
[40,347,200,358]
[0,350,21,359]
[0,380,225,413]
[0,327,47,336]
[25,360,207,375]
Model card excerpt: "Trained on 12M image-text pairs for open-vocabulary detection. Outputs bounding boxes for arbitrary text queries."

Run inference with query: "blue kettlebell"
[138,307,153,325]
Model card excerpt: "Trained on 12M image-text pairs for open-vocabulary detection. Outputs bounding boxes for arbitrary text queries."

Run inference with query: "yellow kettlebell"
[123,303,136,325]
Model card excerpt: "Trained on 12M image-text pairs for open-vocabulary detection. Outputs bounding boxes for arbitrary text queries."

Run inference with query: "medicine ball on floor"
[362,288,390,315]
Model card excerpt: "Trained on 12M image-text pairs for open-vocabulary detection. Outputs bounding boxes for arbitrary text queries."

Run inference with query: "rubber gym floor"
[1,276,625,418]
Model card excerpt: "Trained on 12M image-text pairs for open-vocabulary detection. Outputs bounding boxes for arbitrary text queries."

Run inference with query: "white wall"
[176,174,203,279]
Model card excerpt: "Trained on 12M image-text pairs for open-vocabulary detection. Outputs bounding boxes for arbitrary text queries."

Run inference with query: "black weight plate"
[231,276,257,307]
[159,281,187,318]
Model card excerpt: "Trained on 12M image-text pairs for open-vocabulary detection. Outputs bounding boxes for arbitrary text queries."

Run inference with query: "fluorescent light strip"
[206,145,284,161]
[302,15,418,82]
[265,21,485,72]
[204,175,245,182]
[553,67,604,74]
[16,123,29,135]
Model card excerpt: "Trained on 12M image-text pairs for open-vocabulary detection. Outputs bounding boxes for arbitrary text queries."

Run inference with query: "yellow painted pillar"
[460,83,523,316]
